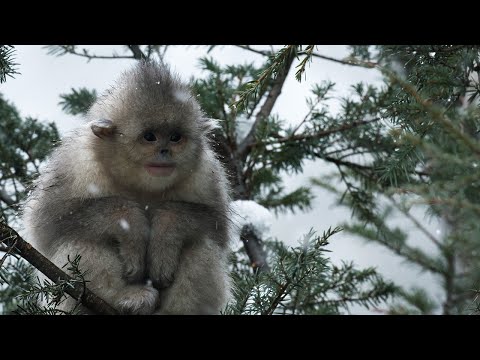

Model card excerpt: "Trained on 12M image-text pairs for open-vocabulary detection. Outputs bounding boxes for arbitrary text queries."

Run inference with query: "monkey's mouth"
[145,162,176,177]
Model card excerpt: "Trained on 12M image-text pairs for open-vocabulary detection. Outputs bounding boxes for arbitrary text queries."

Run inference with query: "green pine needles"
[0,46,18,84]
[226,227,395,315]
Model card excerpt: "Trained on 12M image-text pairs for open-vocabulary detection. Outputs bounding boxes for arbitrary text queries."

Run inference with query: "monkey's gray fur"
[22,61,232,314]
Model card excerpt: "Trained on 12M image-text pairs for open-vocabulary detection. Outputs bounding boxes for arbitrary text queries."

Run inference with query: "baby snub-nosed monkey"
[22,61,232,314]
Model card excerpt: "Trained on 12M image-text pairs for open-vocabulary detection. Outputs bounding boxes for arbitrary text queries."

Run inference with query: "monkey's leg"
[48,240,159,315]
[155,240,231,315]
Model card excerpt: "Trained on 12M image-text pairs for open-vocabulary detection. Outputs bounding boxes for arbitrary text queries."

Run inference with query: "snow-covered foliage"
[230,200,273,241]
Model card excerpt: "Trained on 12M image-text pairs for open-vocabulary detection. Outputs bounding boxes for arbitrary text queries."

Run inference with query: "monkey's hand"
[147,208,184,289]
[109,202,150,283]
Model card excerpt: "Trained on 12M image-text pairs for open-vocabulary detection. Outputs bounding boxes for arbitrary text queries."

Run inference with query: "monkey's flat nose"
[160,149,169,155]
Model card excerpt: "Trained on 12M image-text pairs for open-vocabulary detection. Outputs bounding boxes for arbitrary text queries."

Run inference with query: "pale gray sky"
[1,45,443,314]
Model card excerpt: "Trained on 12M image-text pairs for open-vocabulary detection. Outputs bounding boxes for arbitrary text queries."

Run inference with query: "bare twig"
[47,46,136,61]
[290,95,323,137]
[157,45,169,64]
[0,222,119,315]
[308,52,376,68]
[0,234,17,268]
[234,45,274,57]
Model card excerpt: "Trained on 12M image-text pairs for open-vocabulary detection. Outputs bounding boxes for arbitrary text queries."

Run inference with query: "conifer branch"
[0,222,119,315]
[0,189,15,207]
[127,45,147,60]
[235,45,377,68]
[236,49,295,159]
[268,118,382,146]
[240,224,270,273]
[45,46,138,61]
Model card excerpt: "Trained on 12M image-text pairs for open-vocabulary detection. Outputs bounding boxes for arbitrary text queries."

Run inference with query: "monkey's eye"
[170,132,182,143]
[143,132,157,142]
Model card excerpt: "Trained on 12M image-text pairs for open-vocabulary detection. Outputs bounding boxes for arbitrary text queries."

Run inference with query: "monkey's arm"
[155,239,231,314]
[41,196,150,283]
[147,201,230,314]
[147,201,226,289]
[45,240,159,314]
[33,196,159,314]
[147,208,183,289]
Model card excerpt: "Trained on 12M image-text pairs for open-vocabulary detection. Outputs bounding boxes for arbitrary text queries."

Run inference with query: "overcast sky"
[1,45,443,314]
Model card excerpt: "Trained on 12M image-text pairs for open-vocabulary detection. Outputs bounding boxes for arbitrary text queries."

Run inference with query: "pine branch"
[346,223,445,275]
[252,117,383,149]
[261,277,292,315]
[59,88,97,116]
[0,222,119,315]
[0,45,19,83]
[234,45,377,68]
[283,118,382,143]
[387,197,443,249]
[392,287,438,315]
[383,66,480,155]
[443,251,455,315]
[127,45,147,60]
[240,224,270,273]
[236,49,295,159]
[295,45,315,81]
[290,88,326,136]
[313,152,429,179]
[321,156,374,172]
[0,188,15,207]
[156,45,169,64]
[308,52,376,68]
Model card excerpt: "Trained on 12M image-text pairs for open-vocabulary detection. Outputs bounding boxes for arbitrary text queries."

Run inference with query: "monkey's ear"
[91,119,116,139]
[200,118,221,133]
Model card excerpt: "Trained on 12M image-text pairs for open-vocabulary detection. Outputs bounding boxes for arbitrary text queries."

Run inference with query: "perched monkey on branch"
[22,61,232,314]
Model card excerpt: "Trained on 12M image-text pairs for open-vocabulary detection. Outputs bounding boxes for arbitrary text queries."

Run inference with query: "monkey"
[21,61,232,314]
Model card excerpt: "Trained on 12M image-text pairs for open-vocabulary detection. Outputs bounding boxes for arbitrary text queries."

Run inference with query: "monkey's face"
[90,108,205,194]
[128,118,203,189]
[87,62,215,194]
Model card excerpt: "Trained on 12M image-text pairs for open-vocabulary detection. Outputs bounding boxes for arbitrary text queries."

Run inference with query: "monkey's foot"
[148,257,178,290]
[118,244,146,283]
[114,285,159,315]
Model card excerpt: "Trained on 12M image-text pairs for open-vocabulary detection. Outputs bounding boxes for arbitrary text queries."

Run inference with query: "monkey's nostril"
[160,149,169,155]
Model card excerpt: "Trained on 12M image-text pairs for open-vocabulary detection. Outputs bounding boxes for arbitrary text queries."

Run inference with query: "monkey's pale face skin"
[117,123,199,192]
[144,163,175,177]
[138,130,187,178]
